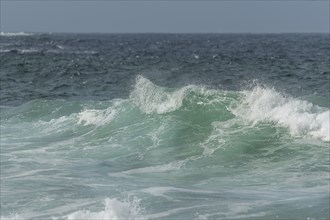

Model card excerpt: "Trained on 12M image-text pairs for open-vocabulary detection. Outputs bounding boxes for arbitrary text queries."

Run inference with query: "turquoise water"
[1,76,329,219]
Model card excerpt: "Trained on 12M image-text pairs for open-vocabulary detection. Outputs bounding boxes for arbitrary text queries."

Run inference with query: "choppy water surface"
[1,33,329,219]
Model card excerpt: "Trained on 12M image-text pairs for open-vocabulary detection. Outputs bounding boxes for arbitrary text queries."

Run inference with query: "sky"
[0,1,329,33]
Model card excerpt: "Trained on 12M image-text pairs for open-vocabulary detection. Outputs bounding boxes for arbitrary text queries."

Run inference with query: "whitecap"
[130,75,195,114]
[78,108,117,126]
[66,197,143,220]
[77,100,123,126]
[233,86,329,141]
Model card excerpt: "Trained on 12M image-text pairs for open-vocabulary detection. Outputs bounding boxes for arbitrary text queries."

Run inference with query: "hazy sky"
[1,1,329,33]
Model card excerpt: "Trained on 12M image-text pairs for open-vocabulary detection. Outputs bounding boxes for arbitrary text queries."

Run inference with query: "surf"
[1,75,329,142]
[1,75,329,219]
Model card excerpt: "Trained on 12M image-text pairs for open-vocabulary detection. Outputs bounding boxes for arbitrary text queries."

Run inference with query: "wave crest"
[130,75,194,114]
[78,108,117,126]
[233,86,329,141]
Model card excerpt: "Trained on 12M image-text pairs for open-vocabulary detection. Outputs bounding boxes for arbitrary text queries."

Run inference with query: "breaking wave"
[129,75,329,141]
[3,75,328,143]
[234,86,329,141]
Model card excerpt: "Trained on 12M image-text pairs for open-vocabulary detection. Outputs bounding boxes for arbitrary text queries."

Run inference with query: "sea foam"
[130,75,194,114]
[0,214,23,220]
[78,108,117,126]
[234,86,330,141]
[66,197,143,220]
[77,100,124,126]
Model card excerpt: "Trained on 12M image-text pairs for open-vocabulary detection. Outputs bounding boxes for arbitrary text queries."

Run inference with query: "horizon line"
[1,31,329,35]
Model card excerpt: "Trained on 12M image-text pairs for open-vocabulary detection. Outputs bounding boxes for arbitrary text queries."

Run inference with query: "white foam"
[129,75,226,114]
[146,205,205,219]
[140,186,215,198]
[1,214,23,220]
[130,75,193,114]
[114,160,185,176]
[233,86,329,141]
[0,32,33,36]
[33,115,75,136]
[77,104,120,126]
[66,197,143,220]
[78,109,116,126]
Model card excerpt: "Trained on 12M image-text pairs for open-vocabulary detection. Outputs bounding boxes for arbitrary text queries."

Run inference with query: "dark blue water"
[1,33,329,105]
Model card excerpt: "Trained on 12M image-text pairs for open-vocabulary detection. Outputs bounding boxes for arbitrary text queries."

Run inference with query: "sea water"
[0,33,329,219]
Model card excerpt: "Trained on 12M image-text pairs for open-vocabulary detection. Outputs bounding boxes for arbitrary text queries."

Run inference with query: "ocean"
[0,32,329,220]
